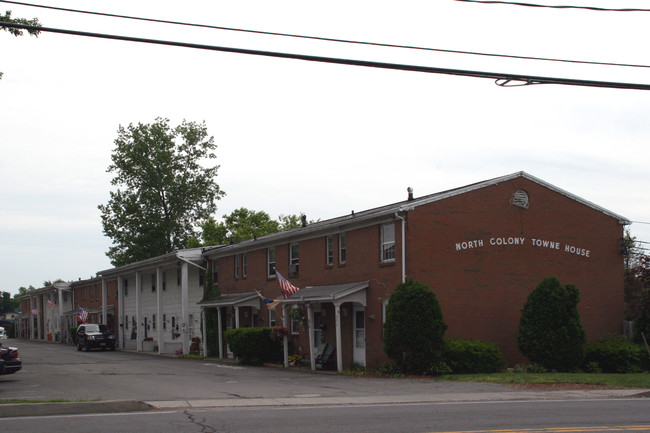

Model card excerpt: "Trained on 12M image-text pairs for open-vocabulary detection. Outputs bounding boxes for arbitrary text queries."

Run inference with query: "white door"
[353,306,366,366]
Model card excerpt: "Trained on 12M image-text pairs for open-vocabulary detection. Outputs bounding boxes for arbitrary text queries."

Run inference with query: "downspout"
[395,201,415,284]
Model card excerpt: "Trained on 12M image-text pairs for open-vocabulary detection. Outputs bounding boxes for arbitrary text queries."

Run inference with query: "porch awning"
[284,280,368,307]
[198,292,261,309]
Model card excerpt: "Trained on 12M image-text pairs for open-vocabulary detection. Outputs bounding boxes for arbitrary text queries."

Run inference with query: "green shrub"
[427,360,452,376]
[224,327,282,365]
[378,361,401,376]
[383,279,447,374]
[69,326,78,345]
[517,277,586,371]
[584,334,645,373]
[444,338,505,374]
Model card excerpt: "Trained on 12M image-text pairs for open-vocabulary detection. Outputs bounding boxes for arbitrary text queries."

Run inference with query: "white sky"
[2,0,650,296]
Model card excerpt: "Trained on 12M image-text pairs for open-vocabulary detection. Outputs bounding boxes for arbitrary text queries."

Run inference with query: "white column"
[307,303,315,370]
[117,276,124,349]
[234,306,240,329]
[156,266,163,354]
[201,309,207,358]
[282,305,289,368]
[181,262,190,355]
[101,279,108,325]
[58,289,64,339]
[217,307,223,359]
[335,304,342,373]
[136,271,142,352]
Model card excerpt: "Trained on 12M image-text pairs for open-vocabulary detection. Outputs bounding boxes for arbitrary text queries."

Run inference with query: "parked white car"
[0,327,6,339]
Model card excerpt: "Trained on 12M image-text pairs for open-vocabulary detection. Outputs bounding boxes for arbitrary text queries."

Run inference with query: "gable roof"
[201,171,629,257]
[96,247,210,278]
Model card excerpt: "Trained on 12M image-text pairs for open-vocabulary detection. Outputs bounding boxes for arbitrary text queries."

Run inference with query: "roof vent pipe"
[407,187,414,201]
[301,215,307,227]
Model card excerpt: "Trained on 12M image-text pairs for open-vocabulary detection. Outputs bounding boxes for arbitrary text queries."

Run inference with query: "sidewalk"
[1,387,646,418]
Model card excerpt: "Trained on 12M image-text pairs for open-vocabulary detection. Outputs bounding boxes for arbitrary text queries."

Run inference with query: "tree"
[1,11,41,79]
[191,209,314,246]
[0,291,18,314]
[98,118,225,266]
[383,279,447,374]
[517,277,586,371]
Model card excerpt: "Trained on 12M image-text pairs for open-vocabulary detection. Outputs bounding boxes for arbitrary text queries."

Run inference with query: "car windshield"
[85,325,100,333]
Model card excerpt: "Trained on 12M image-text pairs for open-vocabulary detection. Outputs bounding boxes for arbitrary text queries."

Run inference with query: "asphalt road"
[1,338,649,433]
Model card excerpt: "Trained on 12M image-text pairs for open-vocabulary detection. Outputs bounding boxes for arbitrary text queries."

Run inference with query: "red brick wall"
[406,178,624,364]
[211,177,625,367]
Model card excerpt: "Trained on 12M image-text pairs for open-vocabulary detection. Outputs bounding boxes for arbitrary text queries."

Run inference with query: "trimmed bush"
[584,334,647,373]
[383,279,447,374]
[224,327,282,365]
[444,338,506,374]
[517,277,586,371]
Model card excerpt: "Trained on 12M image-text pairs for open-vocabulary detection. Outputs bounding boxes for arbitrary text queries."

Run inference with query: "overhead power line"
[4,22,650,91]
[2,0,650,70]
[455,0,650,12]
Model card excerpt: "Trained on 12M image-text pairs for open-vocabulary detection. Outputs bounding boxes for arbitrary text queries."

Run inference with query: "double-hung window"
[380,223,396,262]
[326,236,334,266]
[289,243,299,276]
[242,253,247,278]
[268,248,276,277]
[234,255,240,279]
[339,233,347,264]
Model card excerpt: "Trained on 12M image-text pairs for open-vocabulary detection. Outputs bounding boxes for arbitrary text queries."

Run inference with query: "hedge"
[224,327,282,365]
[444,337,505,374]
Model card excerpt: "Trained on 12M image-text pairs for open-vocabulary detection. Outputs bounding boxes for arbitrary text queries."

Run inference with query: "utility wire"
[2,0,650,70]
[455,0,650,12]
[4,22,650,91]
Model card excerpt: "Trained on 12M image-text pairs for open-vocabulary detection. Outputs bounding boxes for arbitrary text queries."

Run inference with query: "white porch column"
[117,276,124,349]
[201,308,207,358]
[101,279,108,325]
[30,295,35,340]
[307,303,315,370]
[282,305,289,368]
[58,289,64,339]
[136,271,142,352]
[234,306,240,329]
[181,261,190,355]
[335,304,343,373]
[217,307,223,359]
[156,266,163,354]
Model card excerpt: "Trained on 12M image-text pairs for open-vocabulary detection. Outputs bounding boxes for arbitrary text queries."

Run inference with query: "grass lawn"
[439,372,650,389]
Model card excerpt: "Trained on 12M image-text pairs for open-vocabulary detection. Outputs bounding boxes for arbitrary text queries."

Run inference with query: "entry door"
[353,306,366,366]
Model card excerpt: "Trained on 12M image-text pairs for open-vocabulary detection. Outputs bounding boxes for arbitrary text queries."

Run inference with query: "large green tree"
[192,208,313,246]
[1,11,41,79]
[99,118,225,266]
[517,277,586,371]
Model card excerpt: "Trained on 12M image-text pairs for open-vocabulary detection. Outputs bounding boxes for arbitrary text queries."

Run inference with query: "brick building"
[201,172,628,370]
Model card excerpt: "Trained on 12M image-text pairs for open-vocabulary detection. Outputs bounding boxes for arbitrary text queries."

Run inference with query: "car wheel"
[77,344,82,351]
[85,342,90,352]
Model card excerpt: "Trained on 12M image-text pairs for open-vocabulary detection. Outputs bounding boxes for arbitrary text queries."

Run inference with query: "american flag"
[48,300,55,310]
[78,306,89,323]
[275,269,300,299]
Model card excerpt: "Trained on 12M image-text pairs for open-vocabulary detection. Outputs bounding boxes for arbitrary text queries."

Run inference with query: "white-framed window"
[339,233,347,264]
[151,274,156,292]
[162,271,166,291]
[380,223,396,262]
[211,259,218,284]
[291,317,299,334]
[125,315,129,330]
[234,255,240,279]
[289,243,299,276]
[152,314,156,330]
[242,253,247,278]
[269,309,276,327]
[326,236,333,266]
[163,314,167,330]
[267,248,276,277]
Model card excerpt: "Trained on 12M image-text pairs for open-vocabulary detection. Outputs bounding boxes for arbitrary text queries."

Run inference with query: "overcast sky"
[2,0,650,296]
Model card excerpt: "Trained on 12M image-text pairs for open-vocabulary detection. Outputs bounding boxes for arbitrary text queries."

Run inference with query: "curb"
[0,400,154,418]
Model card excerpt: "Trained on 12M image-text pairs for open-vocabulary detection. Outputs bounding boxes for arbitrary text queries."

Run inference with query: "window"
[242,253,247,278]
[326,236,333,265]
[339,233,347,264]
[380,223,396,262]
[124,279,129,296]
[162,271,166,291]
[125,315,129,330]
[290,316,299,334]
[234,255,240,279]
[89,286,93,301]
[289,243,299,276]
[151,274,156,292]
[177,263,181,286]
[269,309,276,327]
[163,314,167,330]
[152,314,156,330]
[267,248,276,277]
[211,259,218,284]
